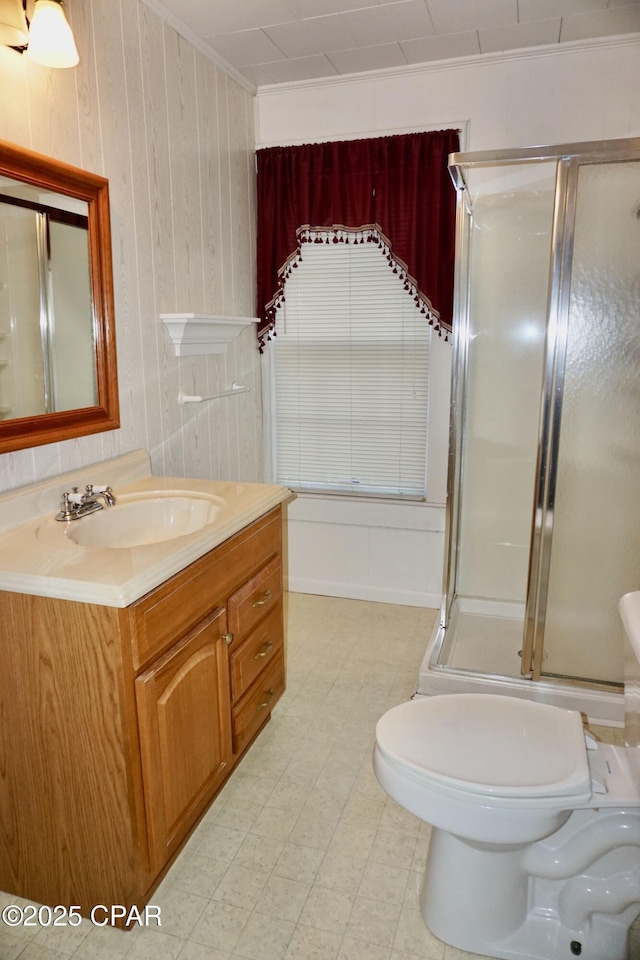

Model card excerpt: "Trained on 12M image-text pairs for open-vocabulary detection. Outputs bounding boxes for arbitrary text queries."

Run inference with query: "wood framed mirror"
[0,139,119,454]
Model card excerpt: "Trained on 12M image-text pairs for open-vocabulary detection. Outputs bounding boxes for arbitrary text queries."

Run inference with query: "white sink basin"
[66,492,226,549]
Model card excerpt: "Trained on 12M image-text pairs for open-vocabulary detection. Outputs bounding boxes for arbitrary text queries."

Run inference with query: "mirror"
[0,139,119,453]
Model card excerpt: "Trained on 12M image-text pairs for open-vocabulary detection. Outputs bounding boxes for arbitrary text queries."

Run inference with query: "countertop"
[0,451,291,607]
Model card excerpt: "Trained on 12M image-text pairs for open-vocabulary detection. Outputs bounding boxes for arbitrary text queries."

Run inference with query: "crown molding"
[255,32,640,98]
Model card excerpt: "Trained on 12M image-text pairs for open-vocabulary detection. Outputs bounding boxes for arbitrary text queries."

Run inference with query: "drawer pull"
[254,640,274,661]
[222,632,234,646]
[252,590,272,608]
[256,688,275,711]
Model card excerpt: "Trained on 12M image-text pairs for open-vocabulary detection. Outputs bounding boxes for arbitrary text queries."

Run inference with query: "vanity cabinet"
[131,506,284,875]
[0,505,284,921]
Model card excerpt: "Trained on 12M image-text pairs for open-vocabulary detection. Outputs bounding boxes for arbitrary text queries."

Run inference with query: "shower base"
[418,600,624,727]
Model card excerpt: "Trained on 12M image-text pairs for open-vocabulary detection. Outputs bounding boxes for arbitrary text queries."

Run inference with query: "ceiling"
[149,0,640,88]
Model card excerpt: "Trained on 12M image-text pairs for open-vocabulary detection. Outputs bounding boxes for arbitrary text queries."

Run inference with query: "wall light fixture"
[0,0,78,68]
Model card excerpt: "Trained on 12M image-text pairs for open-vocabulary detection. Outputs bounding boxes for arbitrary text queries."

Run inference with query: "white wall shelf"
[161,313,259,356]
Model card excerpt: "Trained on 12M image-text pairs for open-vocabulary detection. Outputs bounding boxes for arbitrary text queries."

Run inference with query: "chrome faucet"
[55,484,117,521]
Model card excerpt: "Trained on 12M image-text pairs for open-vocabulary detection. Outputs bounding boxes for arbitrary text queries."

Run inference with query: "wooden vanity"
[0,505,285,921]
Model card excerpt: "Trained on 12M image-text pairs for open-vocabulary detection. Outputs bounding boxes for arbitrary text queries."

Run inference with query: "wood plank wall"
[0,0,261,493]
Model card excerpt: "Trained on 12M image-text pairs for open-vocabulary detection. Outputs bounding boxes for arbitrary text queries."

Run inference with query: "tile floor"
[0,593,638,960]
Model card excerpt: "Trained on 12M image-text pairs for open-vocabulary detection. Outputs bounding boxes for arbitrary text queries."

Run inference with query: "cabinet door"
[135,608,232,873]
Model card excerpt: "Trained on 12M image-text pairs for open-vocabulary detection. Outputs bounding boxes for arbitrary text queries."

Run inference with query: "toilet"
[373,592,640,960]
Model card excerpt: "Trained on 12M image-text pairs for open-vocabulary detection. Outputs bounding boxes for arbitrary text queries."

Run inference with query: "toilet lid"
[375,694,591,800]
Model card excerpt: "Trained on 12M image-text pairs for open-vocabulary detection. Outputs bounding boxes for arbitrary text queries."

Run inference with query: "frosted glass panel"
[543,161,640,684]
[455,168,555,608]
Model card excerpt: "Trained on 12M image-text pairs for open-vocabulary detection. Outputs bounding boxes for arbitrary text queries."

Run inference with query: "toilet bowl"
[373,591,640,960]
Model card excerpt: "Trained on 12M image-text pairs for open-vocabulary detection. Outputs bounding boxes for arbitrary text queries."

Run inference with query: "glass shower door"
[534,160,640,685]
[440,163,556,676]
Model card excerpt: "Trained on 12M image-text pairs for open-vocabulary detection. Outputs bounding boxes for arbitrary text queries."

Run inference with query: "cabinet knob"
[222,632,234,645]
[252,590,272,608]
[254,640,273,661]
[256,688,275,711]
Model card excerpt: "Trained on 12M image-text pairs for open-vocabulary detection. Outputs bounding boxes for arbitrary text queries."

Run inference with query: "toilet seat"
[375,694,593,806]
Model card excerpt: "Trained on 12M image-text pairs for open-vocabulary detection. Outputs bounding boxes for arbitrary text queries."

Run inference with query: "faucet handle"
[85,483,116,506]
[56,490,80,520]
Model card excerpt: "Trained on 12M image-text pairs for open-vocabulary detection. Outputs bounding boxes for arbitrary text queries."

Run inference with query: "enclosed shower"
[419,138,640,725]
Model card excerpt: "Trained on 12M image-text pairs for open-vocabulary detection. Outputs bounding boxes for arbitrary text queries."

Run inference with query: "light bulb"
[27,0,78,68]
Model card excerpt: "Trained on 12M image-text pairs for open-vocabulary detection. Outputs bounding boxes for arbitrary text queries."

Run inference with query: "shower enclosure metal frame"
[436,136,640,691]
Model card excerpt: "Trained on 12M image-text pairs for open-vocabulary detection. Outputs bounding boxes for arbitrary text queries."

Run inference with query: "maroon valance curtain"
[256,128,460,350]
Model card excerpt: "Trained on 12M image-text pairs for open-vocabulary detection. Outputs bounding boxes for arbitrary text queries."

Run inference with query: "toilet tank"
[620,591,640,783]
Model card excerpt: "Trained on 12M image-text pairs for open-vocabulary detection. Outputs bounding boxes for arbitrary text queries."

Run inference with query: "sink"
[65,492,226,549]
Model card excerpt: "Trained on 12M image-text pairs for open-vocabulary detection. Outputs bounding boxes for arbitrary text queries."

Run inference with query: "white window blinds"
[272,236,431,498]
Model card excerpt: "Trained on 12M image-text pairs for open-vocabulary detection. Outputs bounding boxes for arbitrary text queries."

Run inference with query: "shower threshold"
[418,606,624,727]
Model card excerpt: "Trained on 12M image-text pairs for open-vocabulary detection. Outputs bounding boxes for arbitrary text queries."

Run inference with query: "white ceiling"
[151,0,640,88]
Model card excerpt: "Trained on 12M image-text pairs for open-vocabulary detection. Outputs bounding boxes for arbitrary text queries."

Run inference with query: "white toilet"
[373,592,640,960]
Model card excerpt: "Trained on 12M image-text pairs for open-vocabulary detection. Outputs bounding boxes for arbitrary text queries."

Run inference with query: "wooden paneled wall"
[0,0,261,493]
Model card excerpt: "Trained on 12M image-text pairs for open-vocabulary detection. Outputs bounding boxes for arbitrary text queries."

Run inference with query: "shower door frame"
[439,136,640,689]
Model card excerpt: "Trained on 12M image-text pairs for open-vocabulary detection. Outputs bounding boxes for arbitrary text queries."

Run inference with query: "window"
[271,232,431,499]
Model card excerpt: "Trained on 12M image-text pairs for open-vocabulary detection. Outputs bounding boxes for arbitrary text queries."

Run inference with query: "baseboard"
[286,575,440,608]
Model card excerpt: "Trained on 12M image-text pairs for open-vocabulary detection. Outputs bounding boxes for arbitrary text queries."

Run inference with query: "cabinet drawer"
[232,652,285,755]
[230,604,283,703]
[129,508,281,670]
[227,556,282,642]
